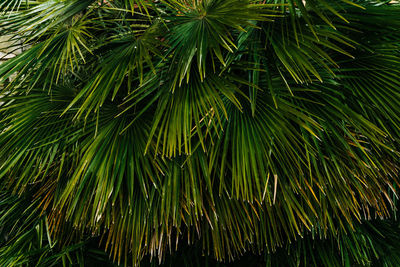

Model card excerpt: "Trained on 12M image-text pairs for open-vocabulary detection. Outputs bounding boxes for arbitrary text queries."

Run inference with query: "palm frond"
[1,0,400,266]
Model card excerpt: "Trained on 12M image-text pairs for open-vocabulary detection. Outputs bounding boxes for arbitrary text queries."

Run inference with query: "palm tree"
[1,0,400,266]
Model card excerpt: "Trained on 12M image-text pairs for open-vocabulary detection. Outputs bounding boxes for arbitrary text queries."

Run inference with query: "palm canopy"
[1,0,400,266]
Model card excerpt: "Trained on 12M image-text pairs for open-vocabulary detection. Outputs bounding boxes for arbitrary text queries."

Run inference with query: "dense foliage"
[1,0,400,266]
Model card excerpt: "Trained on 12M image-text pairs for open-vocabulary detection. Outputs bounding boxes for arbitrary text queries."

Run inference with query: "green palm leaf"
[1,0,400,266]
